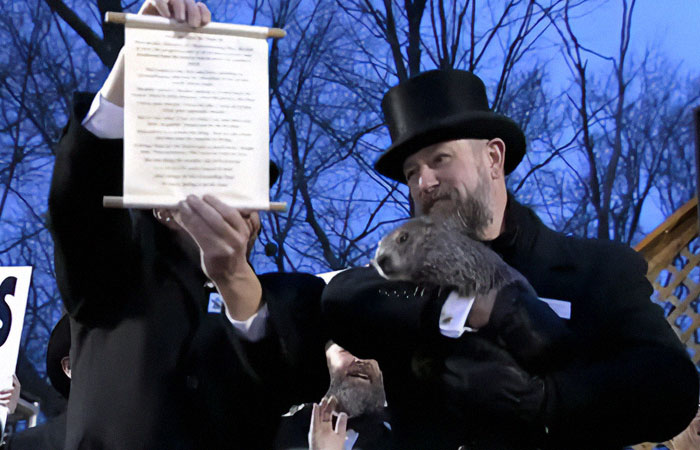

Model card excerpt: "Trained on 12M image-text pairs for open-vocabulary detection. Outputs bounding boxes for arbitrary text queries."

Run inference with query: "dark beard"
[325,376,386,418]
[419,185,493,240]
[451,192,493,240]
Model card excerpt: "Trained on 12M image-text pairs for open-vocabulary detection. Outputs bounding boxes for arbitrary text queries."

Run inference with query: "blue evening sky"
[545,0,699,235]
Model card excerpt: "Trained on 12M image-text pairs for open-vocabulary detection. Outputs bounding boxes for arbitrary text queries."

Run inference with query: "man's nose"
[417,166,439,192]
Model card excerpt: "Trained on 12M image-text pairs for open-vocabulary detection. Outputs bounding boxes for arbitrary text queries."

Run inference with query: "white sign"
[0,266,32,434]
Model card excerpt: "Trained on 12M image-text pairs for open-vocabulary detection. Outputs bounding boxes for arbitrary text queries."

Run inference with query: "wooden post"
[694,106,700,231]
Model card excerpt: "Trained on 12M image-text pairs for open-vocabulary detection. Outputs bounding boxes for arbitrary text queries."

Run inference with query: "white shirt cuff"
[439,291,478,338]
[81,93,124,139]
[226,302,269,342]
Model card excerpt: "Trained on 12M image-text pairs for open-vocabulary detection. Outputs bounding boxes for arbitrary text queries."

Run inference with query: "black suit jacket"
[49,93,328,449]
[5,413,66,450]
[322,197,699,449]
[186,274,329,450]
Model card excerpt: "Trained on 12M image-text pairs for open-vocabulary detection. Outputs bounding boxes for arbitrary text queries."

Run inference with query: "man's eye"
[404,169,416,181]
[434,154,450,164]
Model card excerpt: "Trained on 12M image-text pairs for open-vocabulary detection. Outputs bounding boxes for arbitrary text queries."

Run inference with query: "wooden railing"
[634,197,700,364]
[630,196,700,450]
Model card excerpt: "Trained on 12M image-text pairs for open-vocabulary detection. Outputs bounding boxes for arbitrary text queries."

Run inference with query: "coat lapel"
[490,196,580,318]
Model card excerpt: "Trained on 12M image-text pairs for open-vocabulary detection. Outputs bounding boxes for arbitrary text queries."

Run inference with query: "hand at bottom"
[0,374,21,413]
[309,396,348,450]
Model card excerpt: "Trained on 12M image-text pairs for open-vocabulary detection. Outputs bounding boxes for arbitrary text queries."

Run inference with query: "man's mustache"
[419,186,458,214]
[346,360,376,382]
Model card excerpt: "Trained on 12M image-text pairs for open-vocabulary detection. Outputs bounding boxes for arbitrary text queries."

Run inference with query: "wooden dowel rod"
[105,11,127,24]
[103,196,287,212]
[105,12,285,38]
[267,28,287,39]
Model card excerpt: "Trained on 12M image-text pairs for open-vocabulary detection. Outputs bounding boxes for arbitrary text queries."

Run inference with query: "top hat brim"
[46,315,71,398]
[375,111,526,183]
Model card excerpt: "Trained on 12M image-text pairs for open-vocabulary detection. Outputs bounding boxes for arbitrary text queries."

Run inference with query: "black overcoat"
[49,93,328,449]
[322,196,699,449]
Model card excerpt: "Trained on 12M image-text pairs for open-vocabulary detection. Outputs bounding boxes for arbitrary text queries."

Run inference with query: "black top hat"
[375,70,526,183]
[46,314,71,398]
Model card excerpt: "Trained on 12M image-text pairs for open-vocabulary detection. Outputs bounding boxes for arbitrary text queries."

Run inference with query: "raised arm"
[322,266,447,366]
[175,194,263,321]
[49,91,136,322]
[49,0,211,323]
[100,0,211,108]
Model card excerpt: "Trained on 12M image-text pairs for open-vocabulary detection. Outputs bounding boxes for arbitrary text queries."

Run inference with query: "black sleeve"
[188,274,328,450]
[273,406,313,450]
[321,267,447,364]
[258,273,330,406]
[480,280,578,373]
[543,246,699,448]
[49,92,139,323]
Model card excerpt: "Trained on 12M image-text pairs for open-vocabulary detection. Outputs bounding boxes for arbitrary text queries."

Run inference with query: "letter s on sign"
[0,276,17,347]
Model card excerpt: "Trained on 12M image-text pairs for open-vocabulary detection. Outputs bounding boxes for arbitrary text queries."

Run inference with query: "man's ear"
[486,138,506,179]
[61,356,71,379]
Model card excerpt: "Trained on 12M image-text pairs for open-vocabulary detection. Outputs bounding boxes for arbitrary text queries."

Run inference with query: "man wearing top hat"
[322,69,699,449]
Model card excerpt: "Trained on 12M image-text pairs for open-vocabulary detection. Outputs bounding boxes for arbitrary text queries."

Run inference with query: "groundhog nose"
[376,255,394,274]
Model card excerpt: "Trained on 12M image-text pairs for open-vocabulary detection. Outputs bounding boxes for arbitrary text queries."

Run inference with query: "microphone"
[264,242,278,257]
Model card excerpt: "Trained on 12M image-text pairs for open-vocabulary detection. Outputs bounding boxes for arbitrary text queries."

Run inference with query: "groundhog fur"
[373,212,526,298]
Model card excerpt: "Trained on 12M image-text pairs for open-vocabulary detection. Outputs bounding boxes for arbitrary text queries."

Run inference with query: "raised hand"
[101,0,212,106]
[0,374,21,414]
[140,0,211,27]
[175,195,263,320]
[309,396,348,450]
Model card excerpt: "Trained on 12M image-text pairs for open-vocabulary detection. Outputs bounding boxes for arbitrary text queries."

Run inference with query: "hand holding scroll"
[175,194,263,321]
[101,0,212,107]
[142,0,211,27]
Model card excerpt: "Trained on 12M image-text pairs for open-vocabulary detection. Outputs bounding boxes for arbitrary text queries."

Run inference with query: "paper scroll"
[115,13,280,209]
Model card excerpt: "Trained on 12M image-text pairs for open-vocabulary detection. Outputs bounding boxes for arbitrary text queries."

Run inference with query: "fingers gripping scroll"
[143,0,210,27]
[175,195,262,321]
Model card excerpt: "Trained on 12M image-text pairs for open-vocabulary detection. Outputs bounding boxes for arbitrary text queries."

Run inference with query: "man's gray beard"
[325,377,386,418]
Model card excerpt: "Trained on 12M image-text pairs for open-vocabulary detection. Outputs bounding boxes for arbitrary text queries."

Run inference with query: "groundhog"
[372,213,526,298]
[372,208,570,380]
